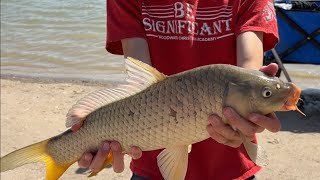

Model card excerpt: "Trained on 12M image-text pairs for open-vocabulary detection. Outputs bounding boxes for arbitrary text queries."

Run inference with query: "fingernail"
[132,146,139,153]
[207,116,215,124]
[224,107,232,114]
[111,143,120,151]
[84,154,91,161]
[132,147,141,156]
[248,114,257,122]
[102,143,110,151]
[210,119,218,125]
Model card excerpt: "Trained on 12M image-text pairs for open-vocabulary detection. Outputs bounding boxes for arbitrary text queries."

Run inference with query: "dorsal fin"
[65,57,167,128]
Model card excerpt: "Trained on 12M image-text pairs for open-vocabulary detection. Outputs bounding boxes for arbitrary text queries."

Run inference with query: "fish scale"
[1,58,303,180]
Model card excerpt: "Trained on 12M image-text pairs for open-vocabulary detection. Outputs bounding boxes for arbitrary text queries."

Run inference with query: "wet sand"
[1,78,319,180]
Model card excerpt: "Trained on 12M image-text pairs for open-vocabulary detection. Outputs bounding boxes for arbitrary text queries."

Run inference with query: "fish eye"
[262,87,272,98]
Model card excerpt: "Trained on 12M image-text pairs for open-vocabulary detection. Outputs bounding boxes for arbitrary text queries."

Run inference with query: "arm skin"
[122,37,152,65]
[76,32,281,172]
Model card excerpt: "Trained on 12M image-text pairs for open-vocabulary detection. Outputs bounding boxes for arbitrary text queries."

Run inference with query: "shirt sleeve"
[106,0,146,55]
[235,0,279,51]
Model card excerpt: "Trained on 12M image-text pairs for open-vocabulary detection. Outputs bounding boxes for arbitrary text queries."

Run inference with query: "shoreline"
[2,62,320,90]
[1,78,320,180]
[0,74,119,87]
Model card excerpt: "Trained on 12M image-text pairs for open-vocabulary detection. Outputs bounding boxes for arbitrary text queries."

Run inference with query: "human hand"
[78,141,142,173]
[207,108,281,147]
[206,63,281,148]
[71,123,142,173]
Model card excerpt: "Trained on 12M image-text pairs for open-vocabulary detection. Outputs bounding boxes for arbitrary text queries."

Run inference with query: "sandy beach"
[1,1,319,179]
[1,78,320,180]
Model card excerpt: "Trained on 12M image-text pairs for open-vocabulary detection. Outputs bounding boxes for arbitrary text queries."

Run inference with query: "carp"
[0,58,303,180]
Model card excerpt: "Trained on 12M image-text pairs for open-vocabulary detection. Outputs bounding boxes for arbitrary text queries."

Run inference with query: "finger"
[78,152,93,168]
[248,112,281,133]
[128,146,142,160]
[207,124,242,148]
[223,107,260,137]
[259,63,278,76]
[71,121,83,132]
[224,139,243,148]
[89,142,111,172]
[245,135,256,142]
[206,124,228,145]
[110,141,124,173]
[208,115,241,142]
[256,126,265,133]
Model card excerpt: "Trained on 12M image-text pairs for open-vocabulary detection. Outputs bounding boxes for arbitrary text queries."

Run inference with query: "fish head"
[224,70,303,117]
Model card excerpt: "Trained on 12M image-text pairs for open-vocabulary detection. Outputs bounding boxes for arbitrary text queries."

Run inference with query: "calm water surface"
[1,0,319,88]
[1,0,126,82]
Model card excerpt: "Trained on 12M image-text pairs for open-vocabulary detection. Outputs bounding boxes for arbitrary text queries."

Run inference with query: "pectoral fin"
[240,133,268,167]
[157,145,189,180]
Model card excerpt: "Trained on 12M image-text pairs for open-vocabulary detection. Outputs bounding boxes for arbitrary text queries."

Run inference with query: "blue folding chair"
[264,0,320,81]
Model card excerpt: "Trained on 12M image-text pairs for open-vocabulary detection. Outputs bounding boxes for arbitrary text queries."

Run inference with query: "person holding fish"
[75,0,281,179]
[0,0,288,180]
[0,0,305,179]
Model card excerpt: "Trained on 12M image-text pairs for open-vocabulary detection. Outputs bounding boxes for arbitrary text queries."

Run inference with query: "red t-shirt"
[106,0,278,179]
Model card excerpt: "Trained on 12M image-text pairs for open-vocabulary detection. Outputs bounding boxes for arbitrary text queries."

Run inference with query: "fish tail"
[1,138,73,180]
[240,133,269,167]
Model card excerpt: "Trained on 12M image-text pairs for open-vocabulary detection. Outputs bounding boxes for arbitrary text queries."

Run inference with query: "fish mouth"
[281,83,305,116]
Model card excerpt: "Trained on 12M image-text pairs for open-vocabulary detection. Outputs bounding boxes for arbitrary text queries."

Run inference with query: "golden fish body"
[0,58,302,180]
[48,65,223,164]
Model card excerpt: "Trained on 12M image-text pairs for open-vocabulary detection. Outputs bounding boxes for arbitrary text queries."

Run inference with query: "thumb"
[71,122,83,132]
[259,63,278,77]
[128,146,142,160]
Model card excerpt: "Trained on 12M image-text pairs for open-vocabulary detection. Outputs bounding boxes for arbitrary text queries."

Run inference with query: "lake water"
[1,0,319,88]
[1,0,126,82]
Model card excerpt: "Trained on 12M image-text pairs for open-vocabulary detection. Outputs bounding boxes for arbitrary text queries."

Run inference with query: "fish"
[0,57,303,180]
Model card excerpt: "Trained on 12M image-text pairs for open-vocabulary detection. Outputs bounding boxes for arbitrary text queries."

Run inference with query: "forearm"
[236,31,264,70]
[121,38,152,66]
